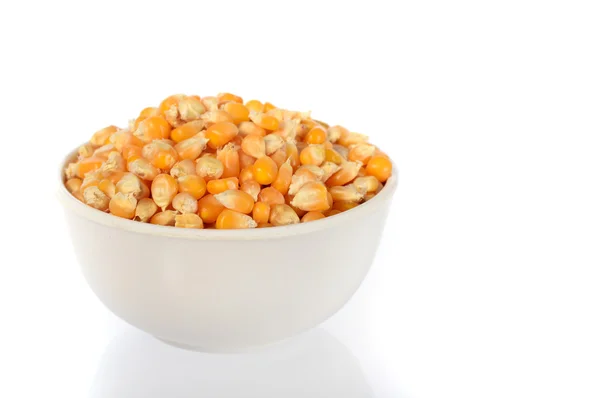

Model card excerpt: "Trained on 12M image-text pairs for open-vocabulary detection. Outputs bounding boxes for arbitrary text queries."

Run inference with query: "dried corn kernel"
[216,209,257,229]
[174,135,208,161]
[271,159,293,194]
[299,144,326,166]
[325,161,362,187]
[269,204,300,226]
[270,149,287,168]
[142,140,179,170]
[366,154,392,182]
[115,173,147,200]
[91,125,118,147]
[197,194,225,223]
[214,190,254,214]
[245,99,263,113]
[329,185,365,202]
[206,177,239,194]
[264,134,285,155]
[135,198,158,222]
[301,211,326,223]
[326,125,348,143]
[196,157,224,180]
[134,116,172,143]
[238,121,266,137]
[175,213,204,229]
[151,174,178,210]
[109,192,137,219]
[177,175,206,199]
[250,112,280,131]
[150,210,178,226]
[170,120,205,143]
[222,102,249,124]
[288,167,319,195]
[348,144,376,165]
[128,157,160,181]
[205,121,238,149]
[332,200,359,212]
[252,156,278,185]
[290,181,330,212]
[65,178,82,194]
[170,159,196,178]
[241,134,266,158]
[258,186,285,205]
[285,142,300,170]
[252,202,270,224]
[172,192,199,214]
[320,162,342,182]
[353,176,380,193]
[201,110,234,126]
[305,126,327,144]
[217,143,240,178]
[83,186,110,211]
[239,166,255,183]
[241,180,261,201]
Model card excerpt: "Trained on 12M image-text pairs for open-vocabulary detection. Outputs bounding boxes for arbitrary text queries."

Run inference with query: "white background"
[1,0,599,397]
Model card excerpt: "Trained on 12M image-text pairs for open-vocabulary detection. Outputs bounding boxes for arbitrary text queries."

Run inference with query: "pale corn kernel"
[252,156,278,185]
[90,125,118,147]
[357,167,367,177]
[238,150,256,169]
[332,144,349,160]
[366,155,393,182]
[271,159,293,194]
[337,132,369,147]
[175,213,204,229]
[264,134,285,155]
[269,204,300,226]
[206,177,239,195]
[78,143,94,159]
[285,142,300,170]
[197,194,225,224]
[159,94,185,115]
[348,144,376,165]
[98,179,116,198]
[320,162,342,182]
[174,135,209,161]
[364,192,377,201]
[83,186,110,211]
[201,110,234,126]
[151,174,178,210]
[142,140,179,170]
[201,96,219,112]
[135,198,158,222]
[301,211,326,223]
[324,148,344,165]
[214,189,255,214]
[216,209,258,229]
[288,167,319,195]
[150,210,178,226]
[239,166,255,183]
[273,120,299,142]
[266,108,284,121]
[258,187,285,205]
[170,159,196,178]
[133,116,172,143]
[241,134,266,158]
[178,96,206,122]
[287,197,308,218]
[92,144,117,160]
[177,175,206,200]
[299,144,326,166]
[99,151,126,173]
[329,184,365,202]
[65,162,79,179]
[252,202,271,224]
[217,143,240,178]
[115,173,146,200]
[326,125,348,143]
[241,180,261,201]
[110,130,143,152]
[109,192,137,219]
[353,176,380,193]
[238,121,266,137]
[290,181,331,212]
[297,165,325,180]
[65,178,82,194]
[249,112,280,131]
[122,144,143,162]
[127,157,160,180]
[196,157,224,180]
[332,201,360,212]
[325,161,362,187]
[172,192,199,214]
[270,149,287,168]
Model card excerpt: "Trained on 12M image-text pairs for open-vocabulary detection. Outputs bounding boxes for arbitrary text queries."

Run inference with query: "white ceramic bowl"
[58,148,398,352]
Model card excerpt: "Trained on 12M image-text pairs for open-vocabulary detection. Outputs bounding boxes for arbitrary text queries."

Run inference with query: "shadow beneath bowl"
[90,327,374,398]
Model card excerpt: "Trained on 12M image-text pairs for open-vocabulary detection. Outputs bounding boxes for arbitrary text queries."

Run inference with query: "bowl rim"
[58,146,398,241]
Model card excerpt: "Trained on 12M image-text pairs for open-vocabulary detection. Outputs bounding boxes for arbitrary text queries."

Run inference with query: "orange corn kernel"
[252,202,271,224]
[216,209,257,229]
[285,142,300,170]
[218,92,243,104]
[348,144,376,165]
[325,209,342,217]
[329,184,365,202]
[122,144,143,162]
[337,132,368,147]
[270,149,287,168]
[332,200,359,212]
[77,157,104,178]
[264,134,285,155]
[175,213,204,229]
[109,192,137,219]
[252,156,278,185]
[263,102,276,112]
[142,140,179,170]
[245,99,263,113]
[151,174,178,210]
[271,159,293,194]
[290,181,330,212]
[325,161,362,187]
[326,125,348,143]
[133,107,159,130]
[170,159,196,178]
[238,121,266,137]
[353,176,380,193]
[241,134,266,159]
[170,120,205,143]
[238,150,256,169]
[177,174,207,199]
[299,144,326,166]
[65,178,83,194]
[196,156,224,180]
[239,166,256,183]
[135,198,158,222]
[222,102,249,124]
[325,148,344,165]
[288,167,319,195]
[175,135,208,161]
[241,180,261,201]
[128,157,160,181]
[205,121,238,149]
[134,116,172,143]
[197,194,225,224]
[304,126,327,144]
[366,155,393,182]
[216,143,241,178]
[269,204,300,226]
[250,112,280,131]
[159,94,186,115]
[258,186,285,206]
[206,177,239,194]
[90,125,118,147]
[201,110,234,125]
[150,210,178,226]
[214,189,255,214]
[301,211,326,223]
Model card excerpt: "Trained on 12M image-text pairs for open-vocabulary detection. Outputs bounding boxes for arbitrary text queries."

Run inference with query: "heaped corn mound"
[64,93,393,229]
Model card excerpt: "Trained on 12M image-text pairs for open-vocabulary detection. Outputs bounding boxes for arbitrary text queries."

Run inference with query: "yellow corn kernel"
[325,148,344,165]
[353,176,380,193]
[325,161,362,187]
[252,156,278,185]
[201,110,234,126]
[115,173,147,200]
[239,165,255,183]
[332,200,359,212]
[273,119,299,142]
[217,92,243,104]
[205,121,238,149]
[326,125,348,144]
[332,144,349,160]
[241,180,261,201]
[65,178,83,194]
[150,210,178,226]
[263,133,285,155]
[90,125,118,147]
[206,177,239,195]
[290,181,330,212]
[98,179,116,198]
[269,204,300,226]
[286,196,308,218]
[127,157,160,180]
[214,189,255,214]
[78,143,94,159]
[366,154,393,182]
[301,211,326,223]
[271,159,293,194]
[241,134,266,158]
[263,102,277,112]
[92,144,117,160]
[270,149,287,168]
[134,116,172,143]
[258,186,286,206]
[245,99,263,113]
[357,167,367,177]
[197,194,225,224]
[250,112,280,131]
[83,186,110,211]
[320,162,342,182]
[299,144,326,166]
[159,94,185,116]
[304,126,327,144]
[151,174,178,210]
[252,202,271,224]
[109,192,137,219]
[285,141,300,170]
[348,144,376,165]
[177,175,206,200]
[170,120,205,143]
[287,167,319,195]
[216,143,240,178]
[142,140,179,170]
[196,157,224,181]
[201,96,219,112]
[135,198,158,222]
[329,184,365,202]
[238,121,267,137]
[175,213,204,229]
[122,144,143,163]
[174,135,208,161]
[170,159,196,178]
[222,102,250,124]
[216,209,257,229]
[337,132,369,147]
[110,130,144,152]
[172,192,199,214]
